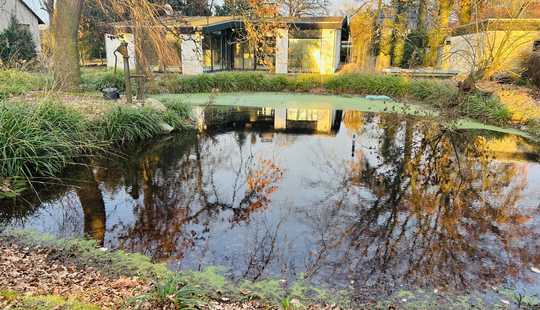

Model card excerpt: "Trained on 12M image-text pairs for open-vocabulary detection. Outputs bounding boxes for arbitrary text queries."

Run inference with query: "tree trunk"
[417,0,427,32]
[425,0,451,67]
[392,0,408,67]
[458,0,472,25]
[376,17,394,70]
[51,0,84,91]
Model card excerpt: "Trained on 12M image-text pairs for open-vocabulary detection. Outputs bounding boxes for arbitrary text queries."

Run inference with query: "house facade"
[0,0,45,52]
[444,19,540,74]
[105,16,346,75]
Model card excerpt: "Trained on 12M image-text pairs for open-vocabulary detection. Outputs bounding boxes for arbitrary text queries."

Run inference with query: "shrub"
[80,68,125,92]
[0,16,37,66]
[402,30,428,68]
[523,52,540,88]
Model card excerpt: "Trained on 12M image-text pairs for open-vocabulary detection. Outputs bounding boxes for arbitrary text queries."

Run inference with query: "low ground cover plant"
[0,69,50,99]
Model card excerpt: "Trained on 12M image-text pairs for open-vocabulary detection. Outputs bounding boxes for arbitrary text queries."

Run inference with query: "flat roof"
[452,18,540,35]
[112,16,346,33]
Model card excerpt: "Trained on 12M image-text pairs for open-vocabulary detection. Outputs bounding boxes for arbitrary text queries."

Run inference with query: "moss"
[0,290,18,301]
[1,230,170,280]
[3,230,537,309]
[0,290,99,310]
[17,295,100,310]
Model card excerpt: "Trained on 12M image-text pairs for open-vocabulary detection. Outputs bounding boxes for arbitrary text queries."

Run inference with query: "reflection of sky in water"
[5,106,540,298]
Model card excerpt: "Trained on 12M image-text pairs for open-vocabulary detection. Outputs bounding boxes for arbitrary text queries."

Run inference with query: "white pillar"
[181,33,204,75]
[274,108,287,130]
[275,28,288,74]
[320,29,337,74]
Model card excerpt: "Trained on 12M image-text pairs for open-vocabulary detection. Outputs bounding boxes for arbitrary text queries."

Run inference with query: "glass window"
[202,32,224,72]
[288,29,322,73]
[288,38,321,73]
[202,35,212,71]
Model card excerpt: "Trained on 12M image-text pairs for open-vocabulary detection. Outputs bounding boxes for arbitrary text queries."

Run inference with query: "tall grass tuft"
[460,94,511,125]
[96,106,163,145]
[158,97,192,129]
[409,79,459,108]
[0,101,91,180]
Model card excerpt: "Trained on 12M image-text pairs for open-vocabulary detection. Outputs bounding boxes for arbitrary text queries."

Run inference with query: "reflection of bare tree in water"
[303,113,539,295]
[93,133,283,261]
[243,217,285,280]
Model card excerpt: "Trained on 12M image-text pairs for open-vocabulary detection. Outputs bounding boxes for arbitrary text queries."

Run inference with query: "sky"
[24,0,356,24]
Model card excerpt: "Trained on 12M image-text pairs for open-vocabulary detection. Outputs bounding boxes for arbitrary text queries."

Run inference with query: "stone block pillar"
[275,28,288,74]
[181,34,204,75]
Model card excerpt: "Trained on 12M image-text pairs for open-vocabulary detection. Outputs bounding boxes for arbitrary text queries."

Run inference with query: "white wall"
[0,0,41,52]
[320,29,340,74]
[447,30,540,74]
[105,33,136,70]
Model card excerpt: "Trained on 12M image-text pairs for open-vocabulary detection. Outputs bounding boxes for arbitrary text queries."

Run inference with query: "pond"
[2,95,540,303]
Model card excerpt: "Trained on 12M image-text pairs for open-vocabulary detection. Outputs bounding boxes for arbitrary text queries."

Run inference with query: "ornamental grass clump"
[460,94,511,125]
[160,97,192,129]
[0,101,91,180]
[409,79,459,108]
[97,106,163,145]
[325,74,410,97]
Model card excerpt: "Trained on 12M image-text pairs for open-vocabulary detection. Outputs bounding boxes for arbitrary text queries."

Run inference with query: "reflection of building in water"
[277,108,338,134]
[195,105,342,136]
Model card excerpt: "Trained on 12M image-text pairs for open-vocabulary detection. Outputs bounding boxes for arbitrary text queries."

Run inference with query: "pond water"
[2,100,540,302]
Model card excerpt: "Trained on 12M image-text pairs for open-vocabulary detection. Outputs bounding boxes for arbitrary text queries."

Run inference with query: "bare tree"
[448,0,535,91]
[391,0,409,66]
[280,0,329,16]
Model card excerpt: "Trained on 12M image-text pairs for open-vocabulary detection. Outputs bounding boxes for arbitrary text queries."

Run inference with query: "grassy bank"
[2,230,538,309]
[0,96,190,199]
[148,72,518,127]
[1,68,519,127]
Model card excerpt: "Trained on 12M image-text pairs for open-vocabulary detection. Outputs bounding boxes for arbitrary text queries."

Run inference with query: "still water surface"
[3,104,540,298]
